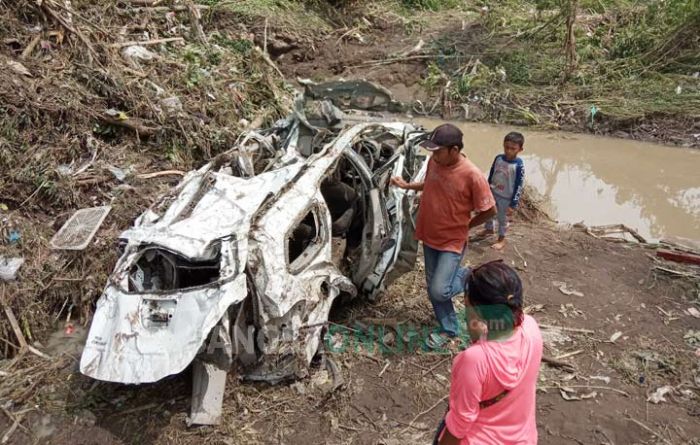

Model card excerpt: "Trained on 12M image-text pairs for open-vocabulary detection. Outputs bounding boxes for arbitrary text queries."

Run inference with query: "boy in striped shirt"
[480,132,525,250]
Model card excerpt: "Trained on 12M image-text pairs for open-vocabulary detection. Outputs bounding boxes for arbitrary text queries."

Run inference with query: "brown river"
[414,119,700,242]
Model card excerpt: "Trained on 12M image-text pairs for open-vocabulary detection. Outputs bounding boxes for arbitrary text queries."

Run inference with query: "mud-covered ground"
[2,220,699,445]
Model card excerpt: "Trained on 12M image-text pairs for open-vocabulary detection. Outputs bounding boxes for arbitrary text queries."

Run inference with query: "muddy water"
[414,119,700,242]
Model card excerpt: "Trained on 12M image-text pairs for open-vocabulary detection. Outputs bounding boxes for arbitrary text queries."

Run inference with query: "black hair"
[504,131,525,148]
[466,260,524,328]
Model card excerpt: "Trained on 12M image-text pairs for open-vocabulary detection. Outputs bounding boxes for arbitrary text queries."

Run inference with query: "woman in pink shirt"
[437,261,543,445]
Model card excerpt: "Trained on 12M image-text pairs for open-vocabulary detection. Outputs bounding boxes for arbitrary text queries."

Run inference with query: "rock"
[647,385,673,404]
[0,256,24,281]
[74,409,97,427]
[121,45,156,62]
[160,96,183,115]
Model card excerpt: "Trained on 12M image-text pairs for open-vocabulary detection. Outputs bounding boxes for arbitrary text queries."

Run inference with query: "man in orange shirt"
[391,124,496,348]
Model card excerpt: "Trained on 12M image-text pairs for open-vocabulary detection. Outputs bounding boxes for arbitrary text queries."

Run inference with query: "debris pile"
[0,0,290,359]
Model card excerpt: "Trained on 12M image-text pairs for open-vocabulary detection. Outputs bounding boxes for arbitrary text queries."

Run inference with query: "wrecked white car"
[80,85,429,425]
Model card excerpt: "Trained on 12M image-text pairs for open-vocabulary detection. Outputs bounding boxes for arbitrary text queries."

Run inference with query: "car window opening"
[288,210,319,264]
[128,248,221,292]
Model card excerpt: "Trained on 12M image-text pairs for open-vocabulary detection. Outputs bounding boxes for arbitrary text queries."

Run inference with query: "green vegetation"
[424,0,700,127]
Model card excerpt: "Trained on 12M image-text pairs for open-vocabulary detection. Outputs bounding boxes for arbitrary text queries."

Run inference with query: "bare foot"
[491,239,506,250]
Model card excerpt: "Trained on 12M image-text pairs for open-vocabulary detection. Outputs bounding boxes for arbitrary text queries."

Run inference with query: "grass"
[205,0,332,32]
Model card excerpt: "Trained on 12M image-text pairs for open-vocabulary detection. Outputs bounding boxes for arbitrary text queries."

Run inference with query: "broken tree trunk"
[563,0,578,75]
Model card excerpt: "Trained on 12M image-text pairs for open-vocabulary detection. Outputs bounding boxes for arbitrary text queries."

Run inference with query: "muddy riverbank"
[2,221,699,445]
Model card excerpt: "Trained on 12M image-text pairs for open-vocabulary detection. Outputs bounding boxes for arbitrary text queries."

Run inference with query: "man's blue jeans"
[423,244,470,337]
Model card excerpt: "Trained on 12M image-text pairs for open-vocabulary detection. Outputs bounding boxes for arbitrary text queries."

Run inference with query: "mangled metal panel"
[120,165,303,260]
[80,274,247,383]
[300,79,403,113]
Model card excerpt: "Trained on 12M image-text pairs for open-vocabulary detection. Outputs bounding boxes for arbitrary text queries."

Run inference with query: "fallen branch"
[653,265,698,278]
[539,324,595,334]
[135,170,185,179]
[110,37,184,48]
[554,349,584,360]
[39,1,97,61]
[118,5,210,13]
[542,355,576,372]
[587,224,647,243]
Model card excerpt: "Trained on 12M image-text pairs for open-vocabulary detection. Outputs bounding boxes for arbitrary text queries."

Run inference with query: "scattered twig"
[542,355,576,373]
[656,249,700,266]
[263,18,269,56]
[401,395,448,433]
[20,33,42,59]
[350,403,379,431]
[186,0,208,47]
[253,46,284,78]
[421,357,450,378]
[1,297,27,350]
[626,416,672,445]
[118,5,210,13]
[378,360,390,377]
[0,412,23,444]
[18,180,48,208]
[26,345,51,360]
[539,324,595,334]
[135,170,185,179]
[348,54,462,69]
[548,385,630,397]
[39,1,97,61]
[513,243,528,268]
[554,349,583,360]
[123,0,163,5]
[653,266,698,278]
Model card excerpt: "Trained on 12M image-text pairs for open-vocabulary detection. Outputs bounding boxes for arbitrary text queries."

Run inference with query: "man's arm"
[469,206,496,228]
[390,176,424,191]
